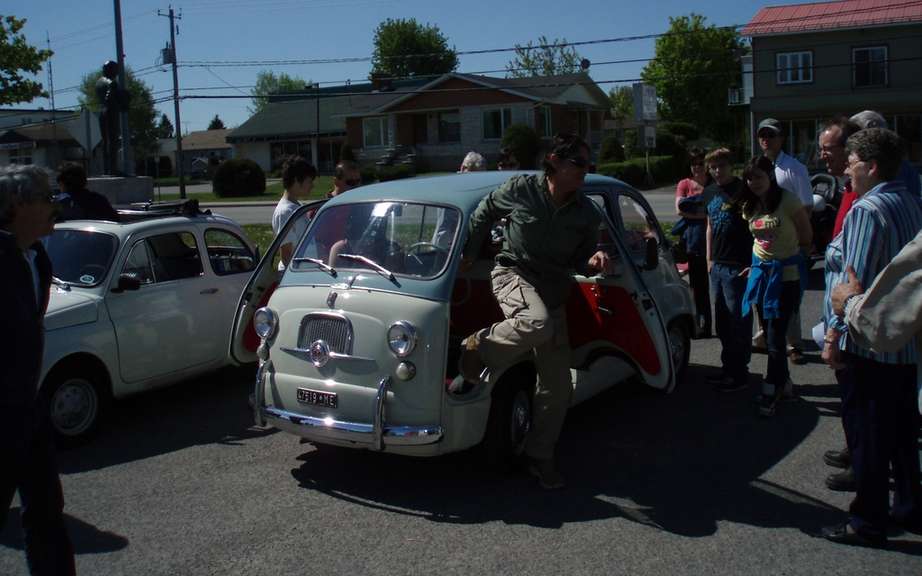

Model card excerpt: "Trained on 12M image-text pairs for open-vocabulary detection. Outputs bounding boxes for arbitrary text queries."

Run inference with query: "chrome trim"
[280,346,375,363]
[373,376,390,450]
[298,312,354,355]
[261,406,442,447]
[387,320,418,358]
[253,360,270,426]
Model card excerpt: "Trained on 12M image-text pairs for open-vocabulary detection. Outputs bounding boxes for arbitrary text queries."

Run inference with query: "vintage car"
[41,202,258,443]
[230,172,694,460]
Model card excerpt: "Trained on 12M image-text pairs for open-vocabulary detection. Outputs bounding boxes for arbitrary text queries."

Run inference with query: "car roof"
[324,171,626,213]
[53,211,242,236]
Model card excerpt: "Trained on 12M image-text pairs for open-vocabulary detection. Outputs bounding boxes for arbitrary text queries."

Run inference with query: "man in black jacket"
[55,162,118,222]
[0,165,76,575]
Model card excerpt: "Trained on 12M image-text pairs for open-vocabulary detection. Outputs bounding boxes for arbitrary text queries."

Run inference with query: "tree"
[506,36,582,78]
[207,114,225,130]
[608,86,634,130]
[370,18,457,79]
[0,15,53,105]
[640,13,743,141]
[156,113,174,138]
[249,70,310,114]
[79,66,158,169]
[500,125,541,169]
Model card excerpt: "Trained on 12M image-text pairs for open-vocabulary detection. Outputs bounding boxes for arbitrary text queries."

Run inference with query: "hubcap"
[509,389,531,454]
[51,378,98,436]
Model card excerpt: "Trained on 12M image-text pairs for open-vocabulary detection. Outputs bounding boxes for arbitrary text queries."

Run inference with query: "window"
[776,51,813,84]
[853,46,888,87]
[482,108,513,140]
[438,111,461,143]
[362,117,389,148]
[535,105,553,137]
[270,141,311,170]
[615,193,661,267]
[145,232,203,282]
[123,241,156,284]
[204,229,257,275]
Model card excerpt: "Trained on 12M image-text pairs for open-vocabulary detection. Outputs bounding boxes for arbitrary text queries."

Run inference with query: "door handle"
[200,288,219,295]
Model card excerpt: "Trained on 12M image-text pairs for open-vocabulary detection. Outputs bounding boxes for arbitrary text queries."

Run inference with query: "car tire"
[44,363,109,447]
[667,320,691,390]
[481,368,533,470]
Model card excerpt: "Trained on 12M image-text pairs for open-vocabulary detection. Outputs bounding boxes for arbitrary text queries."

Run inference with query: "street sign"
[632,83,658,122]
[644,125,657,150]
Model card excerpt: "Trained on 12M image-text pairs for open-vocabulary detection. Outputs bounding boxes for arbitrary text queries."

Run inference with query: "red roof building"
[743,0,922,36]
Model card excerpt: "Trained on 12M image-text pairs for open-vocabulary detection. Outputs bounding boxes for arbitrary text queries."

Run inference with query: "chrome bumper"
[259,376,443,450]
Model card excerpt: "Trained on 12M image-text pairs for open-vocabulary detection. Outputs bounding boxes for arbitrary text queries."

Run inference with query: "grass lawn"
[242,224,274,254]
[153,177,208,186]
[155,176,334,203]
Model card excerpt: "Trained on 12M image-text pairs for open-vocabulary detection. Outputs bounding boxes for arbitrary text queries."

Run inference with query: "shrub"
[501,124,541,169]
[596,155,683,188]
[340,143,357,163]
[212,158,266,197]
[659,121,699,142]
[622,129,640,159]
[360,165,377,184]
[377,164,413,182]
[598,135,625,163]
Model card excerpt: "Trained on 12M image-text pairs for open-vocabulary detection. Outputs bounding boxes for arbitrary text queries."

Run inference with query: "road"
[2,271,920,575]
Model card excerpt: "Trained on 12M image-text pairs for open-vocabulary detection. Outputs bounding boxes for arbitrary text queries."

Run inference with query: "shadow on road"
[288,364,922,554]
[0,507,129,554]
[56,366,275,475]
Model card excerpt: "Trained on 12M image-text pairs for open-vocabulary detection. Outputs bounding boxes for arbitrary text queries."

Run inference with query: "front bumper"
[255,367,442,451]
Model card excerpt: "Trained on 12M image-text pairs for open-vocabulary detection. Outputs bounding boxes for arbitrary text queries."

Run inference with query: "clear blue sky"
[7,0,802,133]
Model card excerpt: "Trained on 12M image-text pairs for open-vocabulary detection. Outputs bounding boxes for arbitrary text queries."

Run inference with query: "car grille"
[298,314,353,354]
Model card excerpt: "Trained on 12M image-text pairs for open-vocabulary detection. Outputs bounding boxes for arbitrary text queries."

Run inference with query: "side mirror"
[112,273,142,293]
[644,237,659,271]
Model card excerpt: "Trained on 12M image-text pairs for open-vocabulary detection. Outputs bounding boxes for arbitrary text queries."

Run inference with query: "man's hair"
[850,110,888,130]
[0,165,51,228]
[56,161,87,191]
[846,128,904,181]
[543,132,590,175]
[281,155,317,189]
[460,151,486,172]
[821,116,861,147]
[335,160,359,181]
[705,147,733,166]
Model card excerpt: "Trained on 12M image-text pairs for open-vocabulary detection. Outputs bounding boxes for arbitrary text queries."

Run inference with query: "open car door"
[229,200,326,365]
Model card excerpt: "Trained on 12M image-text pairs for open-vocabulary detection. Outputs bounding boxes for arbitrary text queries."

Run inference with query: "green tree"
[500,124,541,169]
[640,13,742,141]
[249,70,310,115]
[370,18,457,79]
[506,36,582,78]
[608,86,634,130]
[79,66,158,169]
[156,113,174,138]
[0,15,53,105]
[207,114,225,130]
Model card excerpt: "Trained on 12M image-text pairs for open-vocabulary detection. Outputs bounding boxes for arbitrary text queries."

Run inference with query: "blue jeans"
[710,263,752,383]
[755,280,799,388]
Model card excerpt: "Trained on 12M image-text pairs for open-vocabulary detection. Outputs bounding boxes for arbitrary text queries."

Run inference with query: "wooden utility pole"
[158,6,185,198]
[113,0,134,175]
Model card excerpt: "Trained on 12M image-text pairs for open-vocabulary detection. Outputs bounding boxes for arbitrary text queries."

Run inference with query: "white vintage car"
[41,202,258,443]
[231,172,695,461]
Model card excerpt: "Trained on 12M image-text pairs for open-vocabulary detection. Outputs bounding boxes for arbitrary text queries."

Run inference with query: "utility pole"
[46,32,60,169]
[158,5,185,198]
[113,0,134,175]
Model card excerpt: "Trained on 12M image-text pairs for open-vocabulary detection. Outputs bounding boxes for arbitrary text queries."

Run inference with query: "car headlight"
[253,307,277,341]
[387,321,417,357]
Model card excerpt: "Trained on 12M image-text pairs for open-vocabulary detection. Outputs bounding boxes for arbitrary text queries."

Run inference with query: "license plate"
[296,388,338,408]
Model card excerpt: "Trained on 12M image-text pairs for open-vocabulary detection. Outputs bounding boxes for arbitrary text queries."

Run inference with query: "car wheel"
[45,368,107,446]
[481,372,532,469]
[667,320,691,390]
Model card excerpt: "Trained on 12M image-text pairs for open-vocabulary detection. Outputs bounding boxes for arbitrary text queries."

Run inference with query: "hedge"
[596,155,684,188]
[376,164,414,182]
[212,158,266,198]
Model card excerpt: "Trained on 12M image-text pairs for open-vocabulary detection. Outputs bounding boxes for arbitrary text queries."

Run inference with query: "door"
[230,200,326,365]
[107,231,216,383]
[570,193,674,390]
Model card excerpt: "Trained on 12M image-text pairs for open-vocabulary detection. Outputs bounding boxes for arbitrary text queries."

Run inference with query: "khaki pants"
[477,266,571,460]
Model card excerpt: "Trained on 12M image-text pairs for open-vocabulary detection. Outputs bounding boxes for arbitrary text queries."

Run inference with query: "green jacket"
[464,174,602,309]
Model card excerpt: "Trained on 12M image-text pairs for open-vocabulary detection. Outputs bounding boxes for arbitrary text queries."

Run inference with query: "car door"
[569,193,674,391]
[230,200,325,365]
[106,230,216,383]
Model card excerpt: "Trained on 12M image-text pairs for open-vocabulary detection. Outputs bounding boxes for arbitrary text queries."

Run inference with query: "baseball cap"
[757,118,783,135]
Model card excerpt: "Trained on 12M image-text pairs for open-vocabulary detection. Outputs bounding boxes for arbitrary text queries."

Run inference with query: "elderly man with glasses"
[0,165,76,575]
[458,133,610,489]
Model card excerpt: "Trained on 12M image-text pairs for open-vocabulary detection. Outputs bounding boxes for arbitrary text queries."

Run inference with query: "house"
[163,128,234,176]
[742,0,922,167]
[342,72,612,171]
[0,119,86,169]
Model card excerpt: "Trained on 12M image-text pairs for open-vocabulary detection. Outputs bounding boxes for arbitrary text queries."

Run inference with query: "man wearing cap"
[755,117,813,368]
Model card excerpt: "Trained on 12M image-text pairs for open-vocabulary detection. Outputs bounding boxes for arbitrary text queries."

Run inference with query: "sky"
[6,0,804,134]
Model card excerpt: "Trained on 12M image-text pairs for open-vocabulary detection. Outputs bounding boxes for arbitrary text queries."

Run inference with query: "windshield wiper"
[292,257,337,277]
[337,253,397,284]
[51,276,71,291]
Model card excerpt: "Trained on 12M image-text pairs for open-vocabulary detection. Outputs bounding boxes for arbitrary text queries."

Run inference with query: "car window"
[146,232,203,282]
[123,240,156,284]
[204,228,256,276]
[44,229,118,286]
[614,193,661,266]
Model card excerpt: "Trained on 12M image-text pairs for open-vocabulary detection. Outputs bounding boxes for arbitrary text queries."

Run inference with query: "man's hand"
[822,341,846,370]
[588,250,612,275]
[831,266,863,316]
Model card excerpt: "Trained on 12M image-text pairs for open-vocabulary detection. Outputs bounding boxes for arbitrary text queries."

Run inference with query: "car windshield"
[44,229,118,286]
[292,201,460,280]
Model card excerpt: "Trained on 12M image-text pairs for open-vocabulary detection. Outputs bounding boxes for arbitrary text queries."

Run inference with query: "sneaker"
[458,333,485,384]
[752,331,767,352]
[714,377,748,393]
[822,522,887,549]
[825,467,857,492]
[528,458,566,490]
[788,347,807,365]
[823,447,851,469]
[758,384,781,417]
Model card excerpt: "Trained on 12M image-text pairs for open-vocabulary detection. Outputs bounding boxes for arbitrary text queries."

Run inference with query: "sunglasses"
[758,131,779,139]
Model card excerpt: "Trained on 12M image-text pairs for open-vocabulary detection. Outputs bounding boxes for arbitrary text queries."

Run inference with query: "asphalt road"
[2,269,921,575]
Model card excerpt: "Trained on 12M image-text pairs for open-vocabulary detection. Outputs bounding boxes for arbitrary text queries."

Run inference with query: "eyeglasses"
[820,144,844,154]
[758,132,778,139]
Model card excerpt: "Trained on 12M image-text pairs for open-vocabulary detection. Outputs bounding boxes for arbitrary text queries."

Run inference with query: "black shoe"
[757,384,782,417]
[823,447,851,469]
[825,467,857,492]
[714,377,748,393]
[822,522,887,548]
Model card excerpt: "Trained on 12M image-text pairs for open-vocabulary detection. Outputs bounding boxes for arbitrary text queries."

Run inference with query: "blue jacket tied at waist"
[741,252,807,319]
